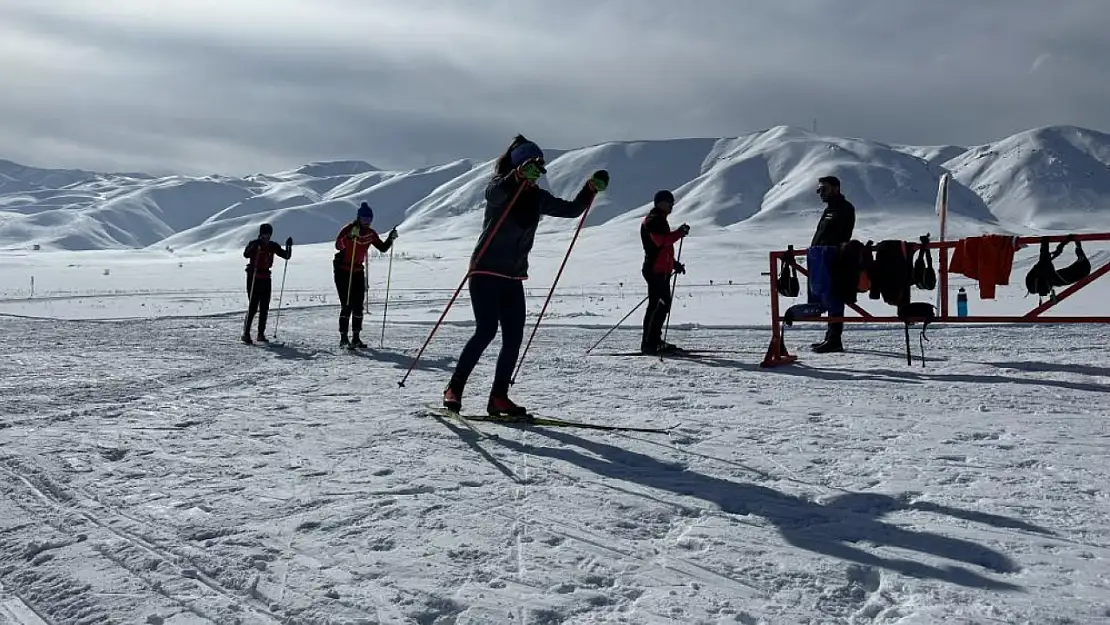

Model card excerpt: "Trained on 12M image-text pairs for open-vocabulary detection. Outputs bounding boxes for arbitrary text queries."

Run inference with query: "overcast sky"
[1,0,1108,176]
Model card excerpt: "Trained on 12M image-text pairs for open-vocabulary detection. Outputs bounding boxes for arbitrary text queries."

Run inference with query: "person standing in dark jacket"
[242,223,292,344]
[334,202,397,348]
[809,175,855,353]
[640,190,689,354]
[443,135,609,417]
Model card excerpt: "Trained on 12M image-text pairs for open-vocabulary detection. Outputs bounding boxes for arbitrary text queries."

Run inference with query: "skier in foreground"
[242,223,292,344]
[334,202,397,348]
[640,190,689,355]
[442,135,609,417]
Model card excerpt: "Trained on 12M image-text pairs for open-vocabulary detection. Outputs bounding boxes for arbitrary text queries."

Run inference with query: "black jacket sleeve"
[535,183,594,219]
[270,240,291,260]
[484,173,593,220]
[484,173,526,212]
[372,234,394,253]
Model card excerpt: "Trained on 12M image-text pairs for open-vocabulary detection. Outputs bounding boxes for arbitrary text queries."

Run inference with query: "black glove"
[678,224,691,236]
[674,262,686,275]
[387,228,398,241]
[286,237,293,247]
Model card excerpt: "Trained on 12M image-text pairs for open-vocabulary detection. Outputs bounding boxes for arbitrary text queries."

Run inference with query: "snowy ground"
[1,296,1109,623]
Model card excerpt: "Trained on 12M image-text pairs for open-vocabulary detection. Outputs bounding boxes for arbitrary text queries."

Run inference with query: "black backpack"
[913,234,936,291]
[1025,236,1090,297]
[777,245,800,298]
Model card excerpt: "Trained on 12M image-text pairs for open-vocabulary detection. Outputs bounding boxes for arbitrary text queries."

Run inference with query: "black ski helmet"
[654,190,674,206]
[259,223,273,236]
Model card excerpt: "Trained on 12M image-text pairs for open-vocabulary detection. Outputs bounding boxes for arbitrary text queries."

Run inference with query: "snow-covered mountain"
[1,125,1108,251]
[943,125,1110,231]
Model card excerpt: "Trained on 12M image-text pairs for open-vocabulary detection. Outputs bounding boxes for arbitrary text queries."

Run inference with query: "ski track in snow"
[1,309,1109,624]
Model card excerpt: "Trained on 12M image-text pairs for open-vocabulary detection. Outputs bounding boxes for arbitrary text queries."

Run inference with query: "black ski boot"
[811,338,844,353]
[350,334,367,349]
[241,332,253,345]
[658,341,682,354]
[339,334,350,348]
[812,324,844,353]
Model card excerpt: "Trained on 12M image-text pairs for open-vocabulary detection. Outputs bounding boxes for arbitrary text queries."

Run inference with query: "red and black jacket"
[333,221,393,272]
[641,209,684,276]
[244,238,291,279]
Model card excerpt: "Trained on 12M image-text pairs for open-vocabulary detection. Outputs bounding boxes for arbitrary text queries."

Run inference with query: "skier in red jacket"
[640,190,689,355]
[333,202,397,348]
[242,223,292,344]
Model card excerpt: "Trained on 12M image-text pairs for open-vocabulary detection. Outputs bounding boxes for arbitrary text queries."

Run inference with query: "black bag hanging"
[777,245,800,298]
[1026,238,1059,297]
[913,234,936,291]
[1054,237,1090,286]
[1025,236,1091,297]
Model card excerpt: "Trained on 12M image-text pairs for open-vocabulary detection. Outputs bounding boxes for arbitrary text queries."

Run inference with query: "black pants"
[451,274,526,397]
[642,270,672,349]
[807,284,845,341]
[334,268,366,335]
[245,274,272,336]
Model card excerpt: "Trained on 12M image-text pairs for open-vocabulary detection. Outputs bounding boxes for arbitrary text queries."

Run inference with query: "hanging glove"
[674,262,686,275]
[515,158,546,183]
[587,170,609,193]
[678,223,691,236]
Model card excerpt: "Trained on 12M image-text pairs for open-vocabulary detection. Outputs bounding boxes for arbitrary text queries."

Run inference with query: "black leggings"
[334,269,366,335]
[451,274,526,396]
[642,270,672,348]
[245,274,273,335]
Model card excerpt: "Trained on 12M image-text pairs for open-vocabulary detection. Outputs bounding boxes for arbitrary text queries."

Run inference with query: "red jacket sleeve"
[336,224,352,250]
[651,229,685,247]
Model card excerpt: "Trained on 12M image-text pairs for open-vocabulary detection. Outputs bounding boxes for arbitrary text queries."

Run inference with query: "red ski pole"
[398,182,529,387]
[510,202,593,385]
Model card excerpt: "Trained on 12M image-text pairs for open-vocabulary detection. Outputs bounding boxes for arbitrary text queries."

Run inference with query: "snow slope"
[3,124,1110,253]
[945,125,1110,230]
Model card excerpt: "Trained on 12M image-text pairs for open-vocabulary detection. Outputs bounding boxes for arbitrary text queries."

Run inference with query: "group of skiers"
[241,203,397,346]
[240,134,855,416]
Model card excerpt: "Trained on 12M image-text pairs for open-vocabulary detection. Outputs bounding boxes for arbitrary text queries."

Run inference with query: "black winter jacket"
[469,174,594,279]
[811,194,856,247]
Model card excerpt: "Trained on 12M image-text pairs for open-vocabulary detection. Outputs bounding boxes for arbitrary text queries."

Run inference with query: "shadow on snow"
[486,428,1050,591]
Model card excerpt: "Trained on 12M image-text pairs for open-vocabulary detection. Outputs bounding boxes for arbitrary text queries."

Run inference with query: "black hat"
[653,190,674,205]
[818,175,840,188]
[259,223,273,236]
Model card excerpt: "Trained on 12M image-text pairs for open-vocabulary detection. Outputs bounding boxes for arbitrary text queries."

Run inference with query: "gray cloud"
[0,0,1107,175]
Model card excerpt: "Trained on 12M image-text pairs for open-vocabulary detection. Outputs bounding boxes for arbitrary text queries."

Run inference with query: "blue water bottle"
[956,287,968,318]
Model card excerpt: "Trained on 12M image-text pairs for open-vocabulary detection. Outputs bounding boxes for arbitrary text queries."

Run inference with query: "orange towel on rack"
[948,235,1016,299]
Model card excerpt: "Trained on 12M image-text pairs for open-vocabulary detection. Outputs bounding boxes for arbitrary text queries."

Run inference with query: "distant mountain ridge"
[1,124,1108,251]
